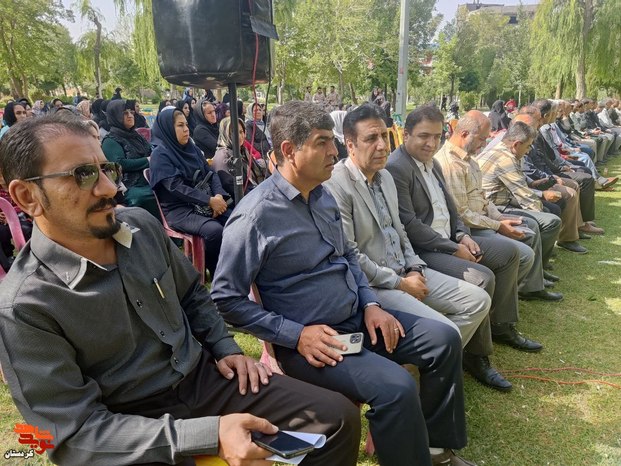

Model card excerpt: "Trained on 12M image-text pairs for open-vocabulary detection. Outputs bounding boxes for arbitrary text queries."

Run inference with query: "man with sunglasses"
[0,116,360,465]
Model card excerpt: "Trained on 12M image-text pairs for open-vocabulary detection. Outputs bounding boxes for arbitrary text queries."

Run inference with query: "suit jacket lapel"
[344,158,381,227]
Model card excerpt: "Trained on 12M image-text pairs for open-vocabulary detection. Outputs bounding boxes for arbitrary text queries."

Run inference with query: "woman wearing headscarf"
[488,100,511,132]
[176,99,195,135]
[215,102,230,123]
[245,102,271,157]
[212,116,266,200]
[125,99,148,129]
[330,110,348,160]
[76,99,91,120]
[149,108,231,277]
[101,99,159,218]
[0,102,28,139]
[193,98,220,158]
[32,100,45,116]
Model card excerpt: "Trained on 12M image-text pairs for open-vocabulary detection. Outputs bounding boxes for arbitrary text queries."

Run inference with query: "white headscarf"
[330,110,347,144]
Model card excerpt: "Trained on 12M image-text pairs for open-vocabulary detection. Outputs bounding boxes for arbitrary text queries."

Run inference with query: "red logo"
[7,424,55,457]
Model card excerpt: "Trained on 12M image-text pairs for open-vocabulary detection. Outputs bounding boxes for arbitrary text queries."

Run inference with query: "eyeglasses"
[23,162,122,190]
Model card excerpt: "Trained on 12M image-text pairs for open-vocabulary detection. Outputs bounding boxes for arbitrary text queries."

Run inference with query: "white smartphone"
[332,332,364,355]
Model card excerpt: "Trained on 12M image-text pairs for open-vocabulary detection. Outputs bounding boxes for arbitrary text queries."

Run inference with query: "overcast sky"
[61,1,540,40]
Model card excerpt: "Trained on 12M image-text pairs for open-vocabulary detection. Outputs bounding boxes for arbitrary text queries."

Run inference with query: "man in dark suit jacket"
[386,105,542,353]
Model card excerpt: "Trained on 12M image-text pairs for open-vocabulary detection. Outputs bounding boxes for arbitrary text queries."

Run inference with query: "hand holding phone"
[251,431,315,459]
[330,332,364,355]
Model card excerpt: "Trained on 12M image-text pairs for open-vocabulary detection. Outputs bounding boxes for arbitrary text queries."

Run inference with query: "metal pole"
[395,0,410,120]
[228,83,244,204]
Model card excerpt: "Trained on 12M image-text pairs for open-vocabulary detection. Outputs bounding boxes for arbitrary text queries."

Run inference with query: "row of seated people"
[0,98,617,465]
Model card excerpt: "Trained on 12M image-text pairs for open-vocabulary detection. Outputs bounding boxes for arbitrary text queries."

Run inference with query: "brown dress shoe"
[431,449,477,466]
[579,223,604,235]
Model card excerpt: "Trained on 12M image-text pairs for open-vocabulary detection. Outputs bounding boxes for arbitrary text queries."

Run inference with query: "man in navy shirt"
[212,101,475,466]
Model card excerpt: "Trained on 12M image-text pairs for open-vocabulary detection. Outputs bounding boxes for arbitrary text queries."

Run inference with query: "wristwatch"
[363,302,381,311]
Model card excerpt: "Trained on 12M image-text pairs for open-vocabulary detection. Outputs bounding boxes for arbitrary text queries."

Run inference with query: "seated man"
[0,116,360,466]
[434,111,562,301]
[212,101,473,466]
[386,106,542,353]
[324,105,509,391]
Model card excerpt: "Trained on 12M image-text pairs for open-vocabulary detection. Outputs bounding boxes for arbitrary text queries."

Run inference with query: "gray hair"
[454,113,488,134]
[268,100,334,165]
[0,115,92,185]
[502,121,537,144]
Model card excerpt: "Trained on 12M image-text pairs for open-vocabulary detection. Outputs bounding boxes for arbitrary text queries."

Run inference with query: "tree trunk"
[555,76,563,99]
[338,70,345,100]
[92,14,103,99]
[575,0,593,99]
[349,83,357,105]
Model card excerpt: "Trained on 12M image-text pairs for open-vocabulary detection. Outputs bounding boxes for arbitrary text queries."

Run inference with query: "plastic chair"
[135,127,151,143]
[143,169,205,284]
[0,197,27,281]
[248,284,375,455]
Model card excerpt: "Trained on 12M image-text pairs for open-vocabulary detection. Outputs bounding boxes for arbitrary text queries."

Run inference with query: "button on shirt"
[0,208,240,464]
[413,158,451,238]
[212,169,378,348]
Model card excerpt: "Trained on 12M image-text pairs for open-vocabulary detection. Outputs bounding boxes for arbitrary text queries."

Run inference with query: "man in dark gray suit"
[386,105,542,353]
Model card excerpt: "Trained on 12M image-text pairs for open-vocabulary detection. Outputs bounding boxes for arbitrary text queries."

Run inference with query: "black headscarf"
[126,99,148,129]
[193,98,220,158]
[176,99,196,134]
[3,102,25,126]
[489,100,511,132]
[149,108,209,188]
[105,99,151,159]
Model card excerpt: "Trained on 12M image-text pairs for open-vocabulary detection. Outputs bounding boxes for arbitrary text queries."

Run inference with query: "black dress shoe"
[543,263,554,271]
[492,327,543,352]
[518,289,563,301]
[463,354,512,392]
[543,279,555,288]
[543,270,560,282]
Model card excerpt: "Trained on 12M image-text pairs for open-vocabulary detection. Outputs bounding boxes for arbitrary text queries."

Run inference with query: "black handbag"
[192,169,215,217]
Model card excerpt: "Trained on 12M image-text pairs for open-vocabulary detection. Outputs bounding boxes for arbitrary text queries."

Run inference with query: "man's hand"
[453,243,477,262]
[216,355,272,395]
[497,219,526,240]
[209,194,228,217]
[455,236,481,262]
[553,175,564,186]
[560,165,573,173]
[531,178,552,188]
[217,413,277,466]
[296,325,345,368]
[542,190,562,202]
[364,305,404,353]
[397,273,428,301]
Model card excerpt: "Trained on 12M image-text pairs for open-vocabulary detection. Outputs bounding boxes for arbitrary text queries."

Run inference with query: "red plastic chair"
[143,169,205,284]
[135,127,151,143]
[248,284,376,455]
[0,197,27,281]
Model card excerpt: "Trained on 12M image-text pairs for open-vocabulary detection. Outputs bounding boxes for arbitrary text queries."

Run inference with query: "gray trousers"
[471,218,542,293]
[419,234,522,337]
[374,268,491,351]
[501,208,561,267]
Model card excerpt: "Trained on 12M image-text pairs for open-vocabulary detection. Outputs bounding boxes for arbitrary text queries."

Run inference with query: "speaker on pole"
[152,0,277,88]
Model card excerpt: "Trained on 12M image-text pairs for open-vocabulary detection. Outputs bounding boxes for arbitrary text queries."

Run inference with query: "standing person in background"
[313,87,326,109]
[111,87,123,100]
[304,86,312,102]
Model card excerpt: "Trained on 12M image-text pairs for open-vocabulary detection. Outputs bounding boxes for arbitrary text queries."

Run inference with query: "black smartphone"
[251,431,315,459]
[472,251,483,258]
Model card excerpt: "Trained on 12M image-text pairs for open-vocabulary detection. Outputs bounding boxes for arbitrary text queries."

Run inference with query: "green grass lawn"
[2,159,621,465]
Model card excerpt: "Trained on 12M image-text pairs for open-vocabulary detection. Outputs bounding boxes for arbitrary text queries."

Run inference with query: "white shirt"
[414,158,451,239]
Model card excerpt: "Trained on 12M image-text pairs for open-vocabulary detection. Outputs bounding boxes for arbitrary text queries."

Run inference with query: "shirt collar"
[30,220,138,289]
[346,158,381,186]
[444,140,470,161]
[271,167,324,201]
[412,157,434,173]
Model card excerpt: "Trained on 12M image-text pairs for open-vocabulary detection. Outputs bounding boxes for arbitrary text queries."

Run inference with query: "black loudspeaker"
[152,0,277,88]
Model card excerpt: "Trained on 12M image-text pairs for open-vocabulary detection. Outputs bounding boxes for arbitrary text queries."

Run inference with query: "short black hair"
[269,101,333,165]
[404,105,444,134]
[532,99,552,117]
[342,104,385,142]
[0,115,91,186]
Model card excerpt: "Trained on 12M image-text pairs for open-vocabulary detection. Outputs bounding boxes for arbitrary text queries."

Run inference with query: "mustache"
[87,197,117,214]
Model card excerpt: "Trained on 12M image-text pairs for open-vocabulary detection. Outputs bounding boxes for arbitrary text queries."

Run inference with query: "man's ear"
[345,137,355,157]
[9,180,45,218]
[280,140,297,165]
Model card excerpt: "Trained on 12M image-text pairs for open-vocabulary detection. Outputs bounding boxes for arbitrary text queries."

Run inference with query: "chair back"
[136,127,151,142]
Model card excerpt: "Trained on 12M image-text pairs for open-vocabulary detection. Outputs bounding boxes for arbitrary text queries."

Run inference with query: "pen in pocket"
[153,277,165,299]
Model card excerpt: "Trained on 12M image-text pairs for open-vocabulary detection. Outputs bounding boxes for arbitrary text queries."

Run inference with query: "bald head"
[512,113,536,129]
[450,110,491,156]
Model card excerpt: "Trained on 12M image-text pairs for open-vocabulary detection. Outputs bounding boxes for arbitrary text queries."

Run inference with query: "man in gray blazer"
[386,105,543,354]
[324,104,512,392]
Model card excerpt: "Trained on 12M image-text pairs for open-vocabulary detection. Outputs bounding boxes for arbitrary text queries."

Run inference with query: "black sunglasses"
[23,162,122,190]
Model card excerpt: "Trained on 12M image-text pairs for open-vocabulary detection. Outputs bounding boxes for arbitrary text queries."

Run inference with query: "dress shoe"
[463,354,512,392]
[543,263,554,271]
[578,231,592,240]
[492,326,543,352]
[543,270,560,282]
[543,279,555,288]
[599,176,618,189]
[431,449,477,466]
[579,223,604,235]
[556,241,588,254]
[518,289,563,301]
